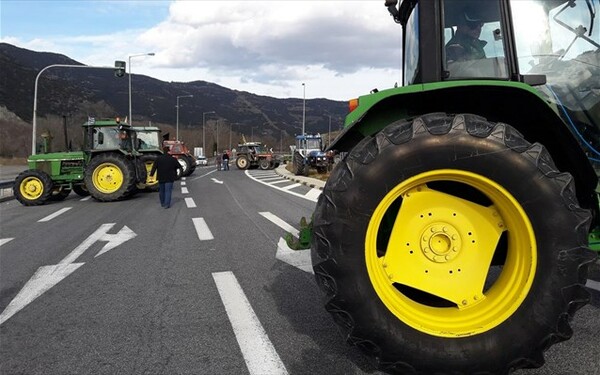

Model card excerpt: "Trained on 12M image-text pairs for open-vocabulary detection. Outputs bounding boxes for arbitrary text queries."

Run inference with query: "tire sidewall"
[314,120,586,369]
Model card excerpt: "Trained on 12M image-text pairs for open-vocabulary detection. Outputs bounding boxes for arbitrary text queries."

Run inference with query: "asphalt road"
[1,165,599,375]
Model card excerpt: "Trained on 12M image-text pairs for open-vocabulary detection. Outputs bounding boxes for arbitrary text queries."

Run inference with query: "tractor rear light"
[349,98,359,113]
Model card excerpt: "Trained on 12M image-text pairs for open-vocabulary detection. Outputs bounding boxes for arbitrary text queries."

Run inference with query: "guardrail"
[0,180,14,202]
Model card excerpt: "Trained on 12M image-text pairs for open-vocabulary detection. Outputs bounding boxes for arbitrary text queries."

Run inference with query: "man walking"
[149,147,182,209]
[222,150,230,170]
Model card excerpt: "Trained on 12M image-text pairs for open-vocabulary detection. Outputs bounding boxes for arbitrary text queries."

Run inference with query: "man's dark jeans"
[159,181,174,208]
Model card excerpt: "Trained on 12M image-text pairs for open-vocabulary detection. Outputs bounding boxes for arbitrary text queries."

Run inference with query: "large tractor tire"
[311,113,595,374]
[186,155,196,175]
[259,159,271,170]
[14,170,53,206]
[72,184,90,197]
[236,155,250,170]
[49,186,71,201]
[140,154,159,192]
[177,156,191,177]
[293,152,305,175]
[84,153,137,202]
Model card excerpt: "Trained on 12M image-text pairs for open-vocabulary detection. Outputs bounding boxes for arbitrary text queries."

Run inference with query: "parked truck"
[310,1,600,374]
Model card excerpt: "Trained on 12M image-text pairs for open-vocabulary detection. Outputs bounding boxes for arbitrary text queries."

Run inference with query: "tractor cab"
[83,117,138,155]
[134,126,162,151]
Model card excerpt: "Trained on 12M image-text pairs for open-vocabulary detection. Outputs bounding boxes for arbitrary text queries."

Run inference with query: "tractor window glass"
[511,0,600,167]
[404,4,419,85]
[443,0,508,79]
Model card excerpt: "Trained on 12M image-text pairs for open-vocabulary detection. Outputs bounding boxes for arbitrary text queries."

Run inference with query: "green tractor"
[311,0,599,374]
[14,117,146,205]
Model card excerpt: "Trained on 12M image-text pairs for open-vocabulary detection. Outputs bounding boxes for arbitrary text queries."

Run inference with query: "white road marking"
[190,168,218,181]
[586,279,600,292]
[0,224,136,325]
[185,197,197,208]
[211,178,224,184]
[181,181,187,186]
[182,187,189,194]
[0,238,15,247]
[38,207,72,222]
[260,176,285,181]
[192,218,214,241]
[182,177,186,181]
[276,237,313,274]
[305,188,322,201]
[259,212,299,237]
[212,271,288,375]
[281,183,301,191]
[245,170,319,202]
[269,180,289,185]
[80,196,92,201]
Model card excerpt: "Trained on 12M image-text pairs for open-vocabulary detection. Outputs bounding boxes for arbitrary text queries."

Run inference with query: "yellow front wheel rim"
[92,163,124,193]
[20,177,44,200]
[145,161,157,185]
[366,169,536,337]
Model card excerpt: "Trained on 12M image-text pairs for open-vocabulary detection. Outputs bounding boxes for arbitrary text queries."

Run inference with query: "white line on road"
[192,218,214,240]
[181,181,187,186]
[305,188,322,201]
[182,187,189,194]
[259,212,299,237]
[185,197,197,208]
[0,238,15,247]
[281,183,301,191]
[269,180,289,185]
[38,207,72,222]
[80,196,92,201]
[245,170,319,202]
[212,271,288,375]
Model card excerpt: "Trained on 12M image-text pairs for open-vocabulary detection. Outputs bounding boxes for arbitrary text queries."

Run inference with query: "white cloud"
[3,0,403,100]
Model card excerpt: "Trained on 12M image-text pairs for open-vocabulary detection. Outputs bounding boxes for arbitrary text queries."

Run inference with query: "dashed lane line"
[185,197,197,208]
[192,218,214,241]
[213,271,288,375]
[182,187,189,194]
[38,207,72,222]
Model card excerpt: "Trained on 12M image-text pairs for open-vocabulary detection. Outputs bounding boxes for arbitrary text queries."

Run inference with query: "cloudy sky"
[1,0,403,101]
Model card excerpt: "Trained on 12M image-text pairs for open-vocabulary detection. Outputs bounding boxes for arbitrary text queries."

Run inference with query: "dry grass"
[0,157,28,166]
[285,161,331,181]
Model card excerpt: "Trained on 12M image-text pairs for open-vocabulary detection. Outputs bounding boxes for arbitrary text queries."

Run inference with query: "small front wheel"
[14,170,53,206]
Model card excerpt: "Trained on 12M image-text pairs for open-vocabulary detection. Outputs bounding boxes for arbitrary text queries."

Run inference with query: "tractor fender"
[331,82,598,215]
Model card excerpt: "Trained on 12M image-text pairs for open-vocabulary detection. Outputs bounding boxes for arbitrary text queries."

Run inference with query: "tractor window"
[404,4,419,85]
[443,0,508,79]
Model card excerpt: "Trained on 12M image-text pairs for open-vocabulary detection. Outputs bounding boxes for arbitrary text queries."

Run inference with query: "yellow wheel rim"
[145,161,158,186]
[365,169,536,337]
[19,176,44,200]
[92,162,124,193]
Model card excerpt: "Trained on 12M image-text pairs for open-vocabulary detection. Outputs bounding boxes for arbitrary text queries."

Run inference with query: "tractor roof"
[133,126,161,132]
[83,117,130,128]
[295,134,322,140]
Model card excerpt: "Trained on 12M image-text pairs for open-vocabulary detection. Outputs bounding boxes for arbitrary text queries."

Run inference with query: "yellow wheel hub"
[20,177,44,200]
[92,163,124,193]
[366,169,536,337]
[145,161,157,185]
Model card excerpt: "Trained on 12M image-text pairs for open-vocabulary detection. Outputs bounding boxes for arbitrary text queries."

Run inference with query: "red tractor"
[162,139,196,177]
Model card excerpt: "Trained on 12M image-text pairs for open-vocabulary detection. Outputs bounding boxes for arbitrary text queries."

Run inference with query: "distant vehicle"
[196,156,208,166]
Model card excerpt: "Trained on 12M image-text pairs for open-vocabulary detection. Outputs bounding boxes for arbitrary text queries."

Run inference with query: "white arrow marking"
[0,238,15,247]
[211,178,223,184]
[0,263,84,325]
[94,225,137,258]
[275,237,313,274]
[38,207,72,222]
[0,223,136,325]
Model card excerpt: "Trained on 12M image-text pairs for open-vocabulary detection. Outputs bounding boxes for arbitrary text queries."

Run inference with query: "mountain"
[0,43,348,157]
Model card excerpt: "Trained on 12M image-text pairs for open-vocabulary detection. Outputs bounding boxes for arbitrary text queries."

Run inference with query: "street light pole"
[203,111,215,157]
[176,94,193,141]
[328,115,331,147]
[302,83,306,137]
[216,119,220,154]
[128,52,155,126]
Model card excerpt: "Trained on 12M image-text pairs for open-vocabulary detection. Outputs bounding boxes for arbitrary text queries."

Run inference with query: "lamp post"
[216,119,220,154]
[328,115,331,147]
[229,123,233,151]
[128,52,155,125]
[176,94,193,141]
[302,83,306,137]
[203,111,215,157]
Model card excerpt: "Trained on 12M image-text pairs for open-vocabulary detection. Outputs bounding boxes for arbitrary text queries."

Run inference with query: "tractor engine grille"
[60,159,84,174]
